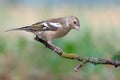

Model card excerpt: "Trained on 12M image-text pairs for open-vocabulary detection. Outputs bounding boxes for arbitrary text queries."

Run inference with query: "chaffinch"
[6,16,80,49]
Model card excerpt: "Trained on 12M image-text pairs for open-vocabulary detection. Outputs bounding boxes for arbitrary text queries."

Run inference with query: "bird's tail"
[5,26,32,32]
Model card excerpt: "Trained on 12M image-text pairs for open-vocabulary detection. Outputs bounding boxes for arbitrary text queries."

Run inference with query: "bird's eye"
[73,21,77,24]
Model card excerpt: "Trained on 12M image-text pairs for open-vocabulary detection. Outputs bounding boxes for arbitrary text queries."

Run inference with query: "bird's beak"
[74,26,80,31]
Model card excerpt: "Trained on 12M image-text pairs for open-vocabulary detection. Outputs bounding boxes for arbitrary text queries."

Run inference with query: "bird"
[6,16,80,50]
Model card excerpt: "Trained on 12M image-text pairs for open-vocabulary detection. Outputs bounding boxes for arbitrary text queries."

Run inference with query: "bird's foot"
[47,42,62,52]
[53,46,62,52]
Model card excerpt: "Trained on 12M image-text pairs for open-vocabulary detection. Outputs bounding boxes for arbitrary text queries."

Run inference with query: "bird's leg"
[34,36,62,53]
[34,36,39,41]
[47,41,62,52]
[34,36,47,46]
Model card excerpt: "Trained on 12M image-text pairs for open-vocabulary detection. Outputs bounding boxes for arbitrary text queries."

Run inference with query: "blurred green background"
[0,0,120,80]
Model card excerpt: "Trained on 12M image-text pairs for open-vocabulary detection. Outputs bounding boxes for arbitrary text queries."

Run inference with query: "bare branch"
[34,36,120,72]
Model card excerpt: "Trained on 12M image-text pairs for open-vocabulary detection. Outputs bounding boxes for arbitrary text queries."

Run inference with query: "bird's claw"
[53,47,62,52]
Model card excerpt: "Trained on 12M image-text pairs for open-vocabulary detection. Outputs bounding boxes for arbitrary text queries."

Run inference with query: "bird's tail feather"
[5,26,32,32]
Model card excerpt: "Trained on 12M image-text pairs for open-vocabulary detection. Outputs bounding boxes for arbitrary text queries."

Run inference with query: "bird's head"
[66,16,80,31]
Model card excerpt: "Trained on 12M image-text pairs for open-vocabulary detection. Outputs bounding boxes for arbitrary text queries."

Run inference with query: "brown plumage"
[6,16,80,45]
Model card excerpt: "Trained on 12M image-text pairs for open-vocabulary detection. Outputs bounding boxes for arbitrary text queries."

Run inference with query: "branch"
[34,36,120,72]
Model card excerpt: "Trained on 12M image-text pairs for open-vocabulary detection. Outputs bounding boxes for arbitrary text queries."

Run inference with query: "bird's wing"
[31,22,62,31]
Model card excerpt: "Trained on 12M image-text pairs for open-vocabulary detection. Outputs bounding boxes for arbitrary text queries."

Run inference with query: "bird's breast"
[53,27,71,38]
[33,27,71,41]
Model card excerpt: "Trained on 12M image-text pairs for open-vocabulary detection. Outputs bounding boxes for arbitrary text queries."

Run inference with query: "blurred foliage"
[0,28,120,80]
[0,25,119,80]
[0,0,120,80]
[0,39,7,54]
[17,37,28,52]
[112,51,120,60]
